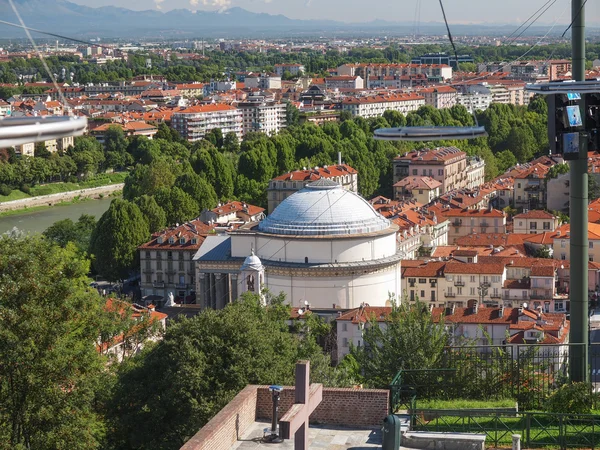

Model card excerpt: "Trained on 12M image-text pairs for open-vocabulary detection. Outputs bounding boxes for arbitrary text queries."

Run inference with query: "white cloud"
[154,0,165,9]
[190,0,199,5]
[201,0,232,7]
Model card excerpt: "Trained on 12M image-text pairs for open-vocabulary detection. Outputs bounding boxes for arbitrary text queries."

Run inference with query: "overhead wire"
[7,0,69,109]
[505,0,555,40]
[562,0,588,37]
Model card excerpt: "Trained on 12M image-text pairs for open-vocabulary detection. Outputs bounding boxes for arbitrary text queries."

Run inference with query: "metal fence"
[411,410,600,449]
[390,343,600,412]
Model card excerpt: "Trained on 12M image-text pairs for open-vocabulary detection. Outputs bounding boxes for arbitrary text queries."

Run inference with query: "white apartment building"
[466,157,486,190]
[171,104,243,141]
[513,210,561,234]
[420,86,457,109]
[443,208,507,243]
[244,74,282,90]
[324,76,364,90]
[274,64,305,77]
[443,261,506,308]
[237,95,287,136]
[341,92,425,119]
[457,85,493,113]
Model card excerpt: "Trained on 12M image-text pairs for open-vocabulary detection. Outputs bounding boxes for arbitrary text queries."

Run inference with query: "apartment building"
[336,304,569,361]
[91,121,158,143]
[139,221,216,304]
[443,208,507,243]
[420,85,457,109]
[402,261,446,304]
[443,261,506,307]
[337,63,452,81]
[199,200,265,225]
[171,104,243,141]
[513,210,561,234]
[393,176,441,203]
[553,223,600,263]
[513,163,549,211]
[341,92,425,119]
[274,64,305,77]
[244,74,282,90]
[267,164,357,214]
[392,147,468,193]
[324,76,364,90]
[457,85,493,113]
[237,95,286,136]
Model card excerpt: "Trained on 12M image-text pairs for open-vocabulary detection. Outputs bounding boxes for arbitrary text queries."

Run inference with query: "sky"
[67,0,600,25]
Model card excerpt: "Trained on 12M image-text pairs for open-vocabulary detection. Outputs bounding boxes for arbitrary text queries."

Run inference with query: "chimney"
[473,301,479,314]
[338,151,342,165]
[451,304,456,315]
[499,304,504,318]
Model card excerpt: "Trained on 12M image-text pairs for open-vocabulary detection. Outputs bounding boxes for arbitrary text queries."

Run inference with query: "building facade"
[171,104,243,141]
[341,93,425,119]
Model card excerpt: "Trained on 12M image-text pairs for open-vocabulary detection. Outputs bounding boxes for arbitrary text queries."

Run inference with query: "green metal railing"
[411,410,600,449]
[389,343,600,413]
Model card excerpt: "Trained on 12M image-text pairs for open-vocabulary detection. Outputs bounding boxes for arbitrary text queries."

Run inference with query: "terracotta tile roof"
[272,164,356,182]
[211,201,264,217]
[342,92,424,105]
[530,265,556,277]
[394,146,465,163]
[174,104,237,114]
[402,261,446,278]
[443,208,505,218]
[514,210,557,220]
[453,249,478,257]
[393,176,442,190]
[337,306,393,324]
[139,220,217,251]
[504,279,531,289]
[445,261,505,275]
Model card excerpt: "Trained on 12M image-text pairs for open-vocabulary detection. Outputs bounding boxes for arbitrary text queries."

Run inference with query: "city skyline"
[67,0,600,26]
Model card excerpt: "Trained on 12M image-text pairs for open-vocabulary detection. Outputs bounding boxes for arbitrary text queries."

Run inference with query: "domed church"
[194,179,402,309]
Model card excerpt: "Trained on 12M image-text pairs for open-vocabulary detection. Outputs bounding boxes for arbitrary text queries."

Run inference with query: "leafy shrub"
[545,382,594,414]
[20,184,31,195]
[0,184,12,196]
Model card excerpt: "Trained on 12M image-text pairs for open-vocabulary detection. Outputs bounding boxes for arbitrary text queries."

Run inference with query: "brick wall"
[182,385,389,449]
[180,385,257,450]
[256,386,389,427]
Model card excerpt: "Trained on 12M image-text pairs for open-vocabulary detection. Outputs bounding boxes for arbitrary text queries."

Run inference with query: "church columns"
[231,274,238,302]
[215,273,225,310]
[198,273,206,307]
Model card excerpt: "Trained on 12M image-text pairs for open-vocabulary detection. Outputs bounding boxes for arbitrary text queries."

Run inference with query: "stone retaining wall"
[0,183,124,213]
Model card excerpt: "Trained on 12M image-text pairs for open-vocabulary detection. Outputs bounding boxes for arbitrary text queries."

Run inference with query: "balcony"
[176,283,188,289]
[445,292,456,298]
[454,281,465,287]
[142,268,153,274]
[490,294,502,299]
[153,281,165,288]
[480,222,489,228]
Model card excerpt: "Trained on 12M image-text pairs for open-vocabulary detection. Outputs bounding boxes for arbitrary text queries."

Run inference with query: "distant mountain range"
[0,0,595,39]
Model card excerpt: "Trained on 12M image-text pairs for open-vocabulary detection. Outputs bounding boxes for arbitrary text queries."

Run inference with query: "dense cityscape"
[2,0,600,449]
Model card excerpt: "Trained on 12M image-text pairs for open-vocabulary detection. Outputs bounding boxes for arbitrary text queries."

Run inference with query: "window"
[517,183,521,189]
[412,169,418,175]
[590,242,594,249]
[145,261,151,270]
[145,251,150,259]
[179,261,184,271]
[431,291,436,301]
[419,278,426,284]
[470,287,476,295]
[419,190,423,194]
[156,253,162,260]
[438,169,443,176]
[530,222,537,230]
[157,260,162,270]
[421,290,425,298]
[543,222,551,230]
[522,290,528,299]
[343,338,349,347]
[179,252,184,260]
[561,240,566,248]
[457,287,462,295]
[145,275,151,283]
[342,323,348,332]
[167,251,173,260]
[590,256,594,262]
[561,253,566,260]
[180,238,186,244]
[410,290,415,301]
[168,237,175,244]
[470,276,476,283]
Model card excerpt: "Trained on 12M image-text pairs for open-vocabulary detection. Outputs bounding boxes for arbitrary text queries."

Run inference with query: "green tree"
[349,299,449,388]
[496,149,518,173]
[135,195,167,233]
[0,235,110,449]
[68,136,105,178]
[123,158,177,200]
[205,128,224,148]
[108,293,299,449]
[90,199,150,280]
[43,214,96,254]
[154,187,200,225]
[285,102,300,127]
[176,172,218,212]
[223,131,240,154]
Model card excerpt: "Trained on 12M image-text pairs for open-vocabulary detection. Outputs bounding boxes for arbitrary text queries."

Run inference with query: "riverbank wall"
[0,183,124,213]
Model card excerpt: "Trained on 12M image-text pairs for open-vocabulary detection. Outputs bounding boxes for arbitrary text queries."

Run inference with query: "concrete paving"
[231,420,389,449]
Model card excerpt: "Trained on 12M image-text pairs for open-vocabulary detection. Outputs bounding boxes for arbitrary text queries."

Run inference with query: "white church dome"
[240,251,263,271]
[258,179,391,236]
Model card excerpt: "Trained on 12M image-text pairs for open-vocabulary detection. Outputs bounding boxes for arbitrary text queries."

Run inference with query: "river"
[0,197,114,235]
